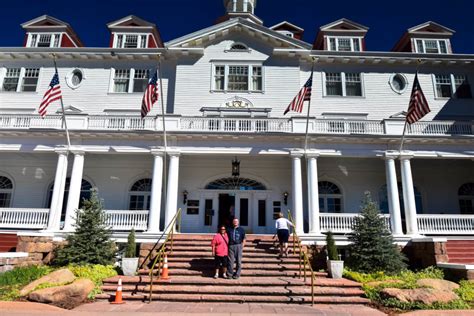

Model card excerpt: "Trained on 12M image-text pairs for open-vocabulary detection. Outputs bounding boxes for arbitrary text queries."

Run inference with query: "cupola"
[217,0,262,25]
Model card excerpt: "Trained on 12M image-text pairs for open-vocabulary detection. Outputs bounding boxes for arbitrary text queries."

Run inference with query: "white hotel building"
[0,0,473,245]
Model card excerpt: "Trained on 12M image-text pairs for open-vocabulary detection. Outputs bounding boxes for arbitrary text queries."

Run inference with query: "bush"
[325,231,339,260]
[0,265,53,301]
[67,264,118,299]
[124,229,137,258]
[54,189,116,266]
[457,280,474,304]
[347,192,407,274]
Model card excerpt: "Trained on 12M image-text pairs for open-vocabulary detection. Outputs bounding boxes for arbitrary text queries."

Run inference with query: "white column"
[291,152,304,235]
[63,148,85,231]
[400,153,419,235]
[164,151,180,231]
[384,154,403,236]
[46,148,69,231]
[147,149,164,233]
[307,153,321,235]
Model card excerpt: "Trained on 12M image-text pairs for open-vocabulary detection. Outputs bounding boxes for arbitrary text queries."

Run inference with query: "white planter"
[327,260,344,279]
[122,258,139,276]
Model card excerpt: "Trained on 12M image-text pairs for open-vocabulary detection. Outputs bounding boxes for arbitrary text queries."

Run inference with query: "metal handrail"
[146,208,182,303]
[287,210,316,306]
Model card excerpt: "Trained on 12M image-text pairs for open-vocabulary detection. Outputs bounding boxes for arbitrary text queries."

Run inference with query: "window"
[258,199,266,227]
[389,74,408,94]
[327,37,362,52]
[230,43,248,51]
[204,199,213,226]
[111,69,149,93]
[415,39,449,54]
[434,74,472,99]
[47,179,92,223]
[240,198,249,226]
[378,183,423,215]
[318,181,342,213]
[129,179,152,210]
[325,72,363,97]
[114,34,148,48]
[1,68,40,93]
[458,183,474,214]
[213,65,263,92]
[0,176,13,208]
[205,178,266,190]
[66,69,84,89]
[28,33,61,48]
[273,201,282,220]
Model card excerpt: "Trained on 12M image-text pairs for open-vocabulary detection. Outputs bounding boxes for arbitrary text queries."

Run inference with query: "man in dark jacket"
[226,218,246,279]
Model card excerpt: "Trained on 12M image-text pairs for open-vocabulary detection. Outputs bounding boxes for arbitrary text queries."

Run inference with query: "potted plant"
[122,229,139,276]
[325,231,343,279]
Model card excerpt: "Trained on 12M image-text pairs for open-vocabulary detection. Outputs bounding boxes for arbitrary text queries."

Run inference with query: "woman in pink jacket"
[211,225,229,279]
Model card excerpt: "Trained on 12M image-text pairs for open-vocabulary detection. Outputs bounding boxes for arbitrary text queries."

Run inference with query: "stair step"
[167,257,301,264]
[166,246,295,253]
[163,251,298,258]
[162,262,303,270]
[138,269,315,277]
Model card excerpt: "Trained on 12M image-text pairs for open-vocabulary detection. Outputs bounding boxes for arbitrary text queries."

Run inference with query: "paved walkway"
[2,301,385,315]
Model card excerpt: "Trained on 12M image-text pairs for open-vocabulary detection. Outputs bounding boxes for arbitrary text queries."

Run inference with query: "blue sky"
[1,0,473,53]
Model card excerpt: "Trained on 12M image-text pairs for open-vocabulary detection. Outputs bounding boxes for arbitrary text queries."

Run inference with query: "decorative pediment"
[222,96,254,109]
[320,18,369,32]
[107,15,156,28]
[21,15,69,28]
[389,111,407,119]
[408,21,455,35]
[166,18,311,50]
[56,105,84,115]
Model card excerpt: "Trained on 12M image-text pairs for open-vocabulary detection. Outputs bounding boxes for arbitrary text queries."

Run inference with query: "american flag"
[38,72,62,118]
[284,74,313,115]
[141,70,159,118]
[406,73,430,124]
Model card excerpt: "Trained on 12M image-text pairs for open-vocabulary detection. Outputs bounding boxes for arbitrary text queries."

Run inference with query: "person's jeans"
[227,243,243,277]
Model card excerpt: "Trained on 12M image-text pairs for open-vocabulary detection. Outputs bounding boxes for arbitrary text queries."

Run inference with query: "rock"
[20,268,76,296]
[416,278,459,292]
[381,287,459,305]
[366,279,403,287]
[27,279,95,309]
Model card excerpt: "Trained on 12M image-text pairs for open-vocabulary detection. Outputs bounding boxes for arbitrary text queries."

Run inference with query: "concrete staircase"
[0,233,17,252]
[447,240,474,264]
[98,234,368,304]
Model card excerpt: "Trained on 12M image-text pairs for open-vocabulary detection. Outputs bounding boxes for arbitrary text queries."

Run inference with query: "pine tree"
[325,231,339,260]
[124,228,136,258]
[54,189,115,266]
[347,191,407,274]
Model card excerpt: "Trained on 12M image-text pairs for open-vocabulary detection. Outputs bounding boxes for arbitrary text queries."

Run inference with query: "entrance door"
[218,194,235,228]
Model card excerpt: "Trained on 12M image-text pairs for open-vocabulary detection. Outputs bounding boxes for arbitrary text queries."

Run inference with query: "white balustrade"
[314,119,384,135]
[0,208,49,229]
[88,116,155,130]
[0,115,62,129]
[417,214,474,234]
[408,121,473,135]
[180,117,292,133]
[320,213,391,233]
[105,210,149,231]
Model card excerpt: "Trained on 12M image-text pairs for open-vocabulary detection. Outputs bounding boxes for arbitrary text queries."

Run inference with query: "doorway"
[218,194,235,228]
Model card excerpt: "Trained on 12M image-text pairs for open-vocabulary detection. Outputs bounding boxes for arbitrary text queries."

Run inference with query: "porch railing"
[320,213,391,233]
[88,116,155,131]
[180,117,292,133]
[314,119,384,135]
[105,210,149,231]
[417,214,474,235]
[408,121,473,136]
[0,208,49,229]
[0,115,63,129]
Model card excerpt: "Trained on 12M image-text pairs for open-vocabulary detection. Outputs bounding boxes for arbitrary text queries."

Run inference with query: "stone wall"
[402,238,448,269]
[16,236,66,266]
[0,253,28,272]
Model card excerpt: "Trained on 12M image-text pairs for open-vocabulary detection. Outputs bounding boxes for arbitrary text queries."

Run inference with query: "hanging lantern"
[232,156,240,177]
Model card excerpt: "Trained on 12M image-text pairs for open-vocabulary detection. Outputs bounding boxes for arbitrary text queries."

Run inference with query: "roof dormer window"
[328,37,362,52]
[415,39,448,54]
[28,33,61,48]
[114,34,148,48]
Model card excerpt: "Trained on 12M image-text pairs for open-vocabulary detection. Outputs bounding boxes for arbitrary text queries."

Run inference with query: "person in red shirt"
[211,225,229,279]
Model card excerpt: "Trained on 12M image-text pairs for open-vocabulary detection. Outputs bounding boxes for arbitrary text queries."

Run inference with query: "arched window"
[318,181,342,213]
[205,177,266,190]
[129,179,152,210]
[47,178,93,221]
[378,183,423,215]
[0,176,13,207]
[230,43,248,51]
[458,183,474,214]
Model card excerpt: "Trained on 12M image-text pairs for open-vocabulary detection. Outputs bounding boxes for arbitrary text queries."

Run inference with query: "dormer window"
[229,43,249,51]
[114,34,148,48]
[415,39,448,54]
[277,30,294,38]
[28,33,61,48]
[327,37,362,52]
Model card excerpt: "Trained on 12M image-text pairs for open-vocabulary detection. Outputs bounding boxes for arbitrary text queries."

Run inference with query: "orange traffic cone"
[160,254,170,280]
[111,277,125,304]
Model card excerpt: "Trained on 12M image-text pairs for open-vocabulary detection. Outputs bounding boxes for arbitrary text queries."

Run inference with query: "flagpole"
[303,59,315,154]
[157,55,168,217]
[51,54,71,149]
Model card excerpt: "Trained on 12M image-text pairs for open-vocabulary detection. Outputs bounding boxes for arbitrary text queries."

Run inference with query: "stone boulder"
[20,268,76,296]
[27,279,95,309]
[416,278,460,292]
[381,287,459,305]
[366,279,403,287]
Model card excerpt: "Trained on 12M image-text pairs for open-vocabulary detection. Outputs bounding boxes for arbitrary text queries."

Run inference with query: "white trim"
[210,63,264,93]
[326,36,363,52]
[65,68,86,90]
[437,263,474,270]
[323,71,364,97]
[389,73,409,95]
[112,33,149,48]
[0,252,28,258]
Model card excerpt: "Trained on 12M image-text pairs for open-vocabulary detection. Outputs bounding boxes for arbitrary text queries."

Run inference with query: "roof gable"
[320,18,369,32]
[21,15,70,28]
[270,21,304,32]
[408,21,455,35]
[166,18,311,50]
[107,15,156,28]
